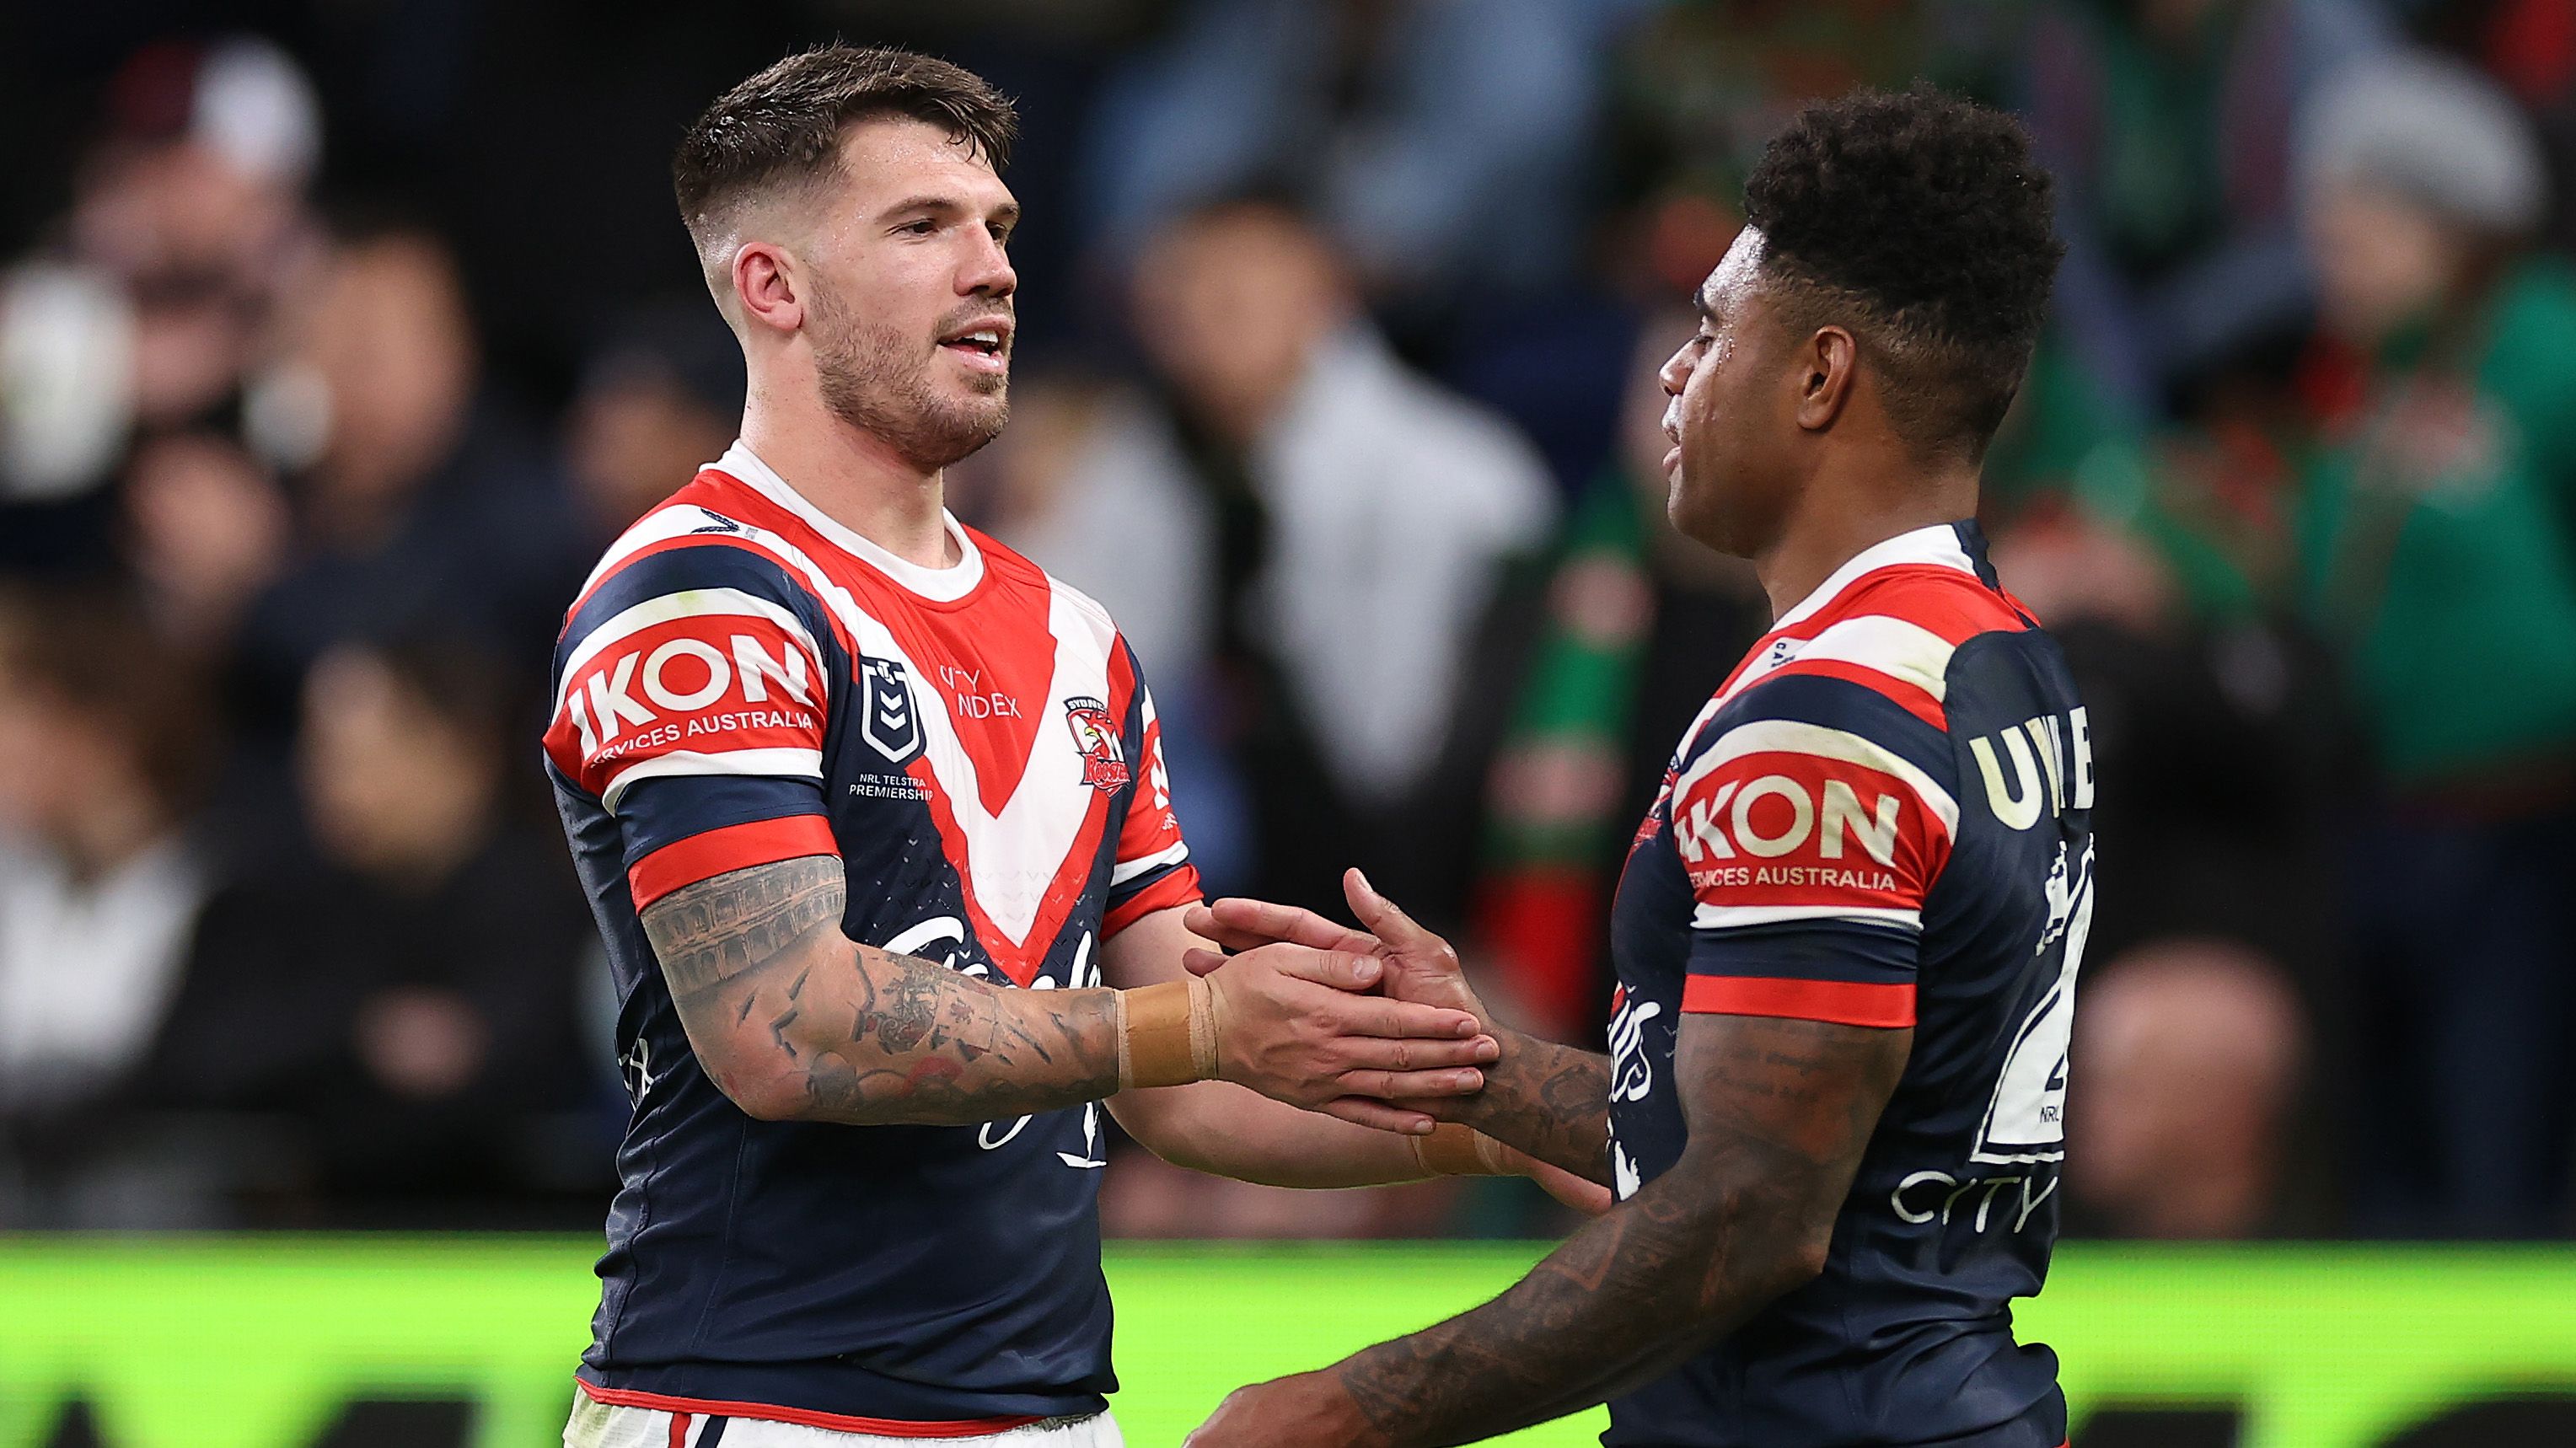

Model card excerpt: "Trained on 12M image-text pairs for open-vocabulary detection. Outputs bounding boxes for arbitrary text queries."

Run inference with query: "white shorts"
[564,1392,1124,1448]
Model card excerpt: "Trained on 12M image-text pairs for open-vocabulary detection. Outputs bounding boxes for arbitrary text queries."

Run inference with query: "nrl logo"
[1062,696,1130,792]
[860,657,924,764]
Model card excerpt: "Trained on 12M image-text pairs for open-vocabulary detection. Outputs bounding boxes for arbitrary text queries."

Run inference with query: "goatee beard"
[811,299,1008,470]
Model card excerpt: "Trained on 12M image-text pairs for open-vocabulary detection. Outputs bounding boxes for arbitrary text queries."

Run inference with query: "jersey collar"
[712,440,987,603]
[1772,522,1983,630]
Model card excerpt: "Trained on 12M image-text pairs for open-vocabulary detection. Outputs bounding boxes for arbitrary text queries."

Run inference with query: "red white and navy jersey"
[541,443,1199,1432]
[1604,523,2089,1448]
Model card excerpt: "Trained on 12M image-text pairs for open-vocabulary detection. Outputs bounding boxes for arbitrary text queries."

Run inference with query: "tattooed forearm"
[1333,1016,1913,1447]
[1449,1032,1613,1185]
[641,855,1123,1126]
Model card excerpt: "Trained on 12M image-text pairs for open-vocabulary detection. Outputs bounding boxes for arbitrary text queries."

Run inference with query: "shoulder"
[1679,672,1962,847]
[965,523,1130,651]
[1291,332,1557,523]
[2482,259,2576,378]
[1666,572,2034,833]
[1729,570,2031,743]
[555,497,845,683]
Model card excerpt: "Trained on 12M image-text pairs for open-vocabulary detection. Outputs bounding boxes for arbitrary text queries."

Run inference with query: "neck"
[1752,453,1981,619]
[739,388,959,570]
[51,782,168,882]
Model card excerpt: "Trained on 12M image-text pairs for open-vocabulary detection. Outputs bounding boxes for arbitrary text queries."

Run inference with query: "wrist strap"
[1414,1123,1513,1177]
[1118,977,1218,1089]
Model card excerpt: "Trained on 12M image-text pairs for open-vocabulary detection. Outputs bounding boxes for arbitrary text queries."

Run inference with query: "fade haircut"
[1744,86,2063,462]
[672,45,1017,300]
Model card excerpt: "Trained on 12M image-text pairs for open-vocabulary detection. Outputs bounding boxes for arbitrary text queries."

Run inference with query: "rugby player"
[547,46,1592,1448]
[1183,88,2086,1448]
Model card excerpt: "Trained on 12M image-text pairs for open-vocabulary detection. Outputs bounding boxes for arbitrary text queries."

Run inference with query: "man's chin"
[925,400,1011,466]
[1668,484,1747,559]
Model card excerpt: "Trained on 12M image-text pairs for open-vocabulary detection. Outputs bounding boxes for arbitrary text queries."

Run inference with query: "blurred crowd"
[1,0,2573,1242]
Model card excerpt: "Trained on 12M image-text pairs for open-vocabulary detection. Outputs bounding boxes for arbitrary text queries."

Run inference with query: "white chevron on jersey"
[601,501,1116,949]
[833,582,1117,948]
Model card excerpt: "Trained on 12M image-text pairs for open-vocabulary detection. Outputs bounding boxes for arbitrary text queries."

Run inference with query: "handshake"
[1163,868,1609,1215]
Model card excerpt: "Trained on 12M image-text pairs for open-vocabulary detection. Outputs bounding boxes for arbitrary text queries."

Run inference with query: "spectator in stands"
[2294,51,2576,1236]
[2020,0,2389,418]
[0,588,217,1225]
[1132,196,1558,930]
[149,637,599,1225]
[566,298,743,539]
[1081,0,1634,315]
[0,35,323,572]
[232,221,582,730]
[2069,940,2310,1237]
[121,430,291,654]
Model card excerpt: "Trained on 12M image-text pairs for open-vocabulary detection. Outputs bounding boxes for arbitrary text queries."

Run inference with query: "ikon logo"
[566,632,813,753]
[1674,775,1902,866]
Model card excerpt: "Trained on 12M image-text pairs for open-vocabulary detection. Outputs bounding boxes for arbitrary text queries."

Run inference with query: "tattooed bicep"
[1672,1015,1911,1174]
[641,854,847,999]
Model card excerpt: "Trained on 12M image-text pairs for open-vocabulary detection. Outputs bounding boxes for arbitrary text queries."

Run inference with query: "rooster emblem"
[1062,697,1130,791]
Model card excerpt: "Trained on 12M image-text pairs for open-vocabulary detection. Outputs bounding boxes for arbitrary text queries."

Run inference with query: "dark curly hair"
[1744,86,2063,461]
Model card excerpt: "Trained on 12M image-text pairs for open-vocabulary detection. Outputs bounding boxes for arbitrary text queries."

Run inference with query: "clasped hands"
[1186,869,1608,1217]
[1182,868,1498,1135]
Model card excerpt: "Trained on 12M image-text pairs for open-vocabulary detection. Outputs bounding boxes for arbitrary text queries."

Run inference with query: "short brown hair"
[673,45,1016,257]
[0,585,212,812]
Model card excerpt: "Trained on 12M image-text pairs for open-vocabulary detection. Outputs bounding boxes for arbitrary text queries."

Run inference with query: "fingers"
[1258,946,1387,993]
[1341,1066,1485,1099]
[1532,1162,1618,1216]
[1333,1032,1499,1072]
[1343,868,1442,952]
[1186,943,1386,988]
[1190,897,1378,955]
[1317,1096,1438,1135]
[1325,992,1481,1041]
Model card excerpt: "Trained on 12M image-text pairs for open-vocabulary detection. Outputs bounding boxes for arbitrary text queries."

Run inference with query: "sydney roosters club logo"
[1062,697,1130,791]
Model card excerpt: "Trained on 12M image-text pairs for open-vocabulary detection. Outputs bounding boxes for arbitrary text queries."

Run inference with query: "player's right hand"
[1178,941,1499,1129]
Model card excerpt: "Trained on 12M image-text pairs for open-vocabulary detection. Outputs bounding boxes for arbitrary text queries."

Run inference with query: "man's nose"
[1659,347,1690,397]
[962,231,1016,298]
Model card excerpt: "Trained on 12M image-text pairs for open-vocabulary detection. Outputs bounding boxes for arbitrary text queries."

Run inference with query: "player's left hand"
[1182,1370,1389,1448]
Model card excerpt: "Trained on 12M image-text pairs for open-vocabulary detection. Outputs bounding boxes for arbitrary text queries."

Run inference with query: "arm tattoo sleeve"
[1453,1032,1614,1185]
[641,855,1123,1126]
[1333,1015,1913,1447]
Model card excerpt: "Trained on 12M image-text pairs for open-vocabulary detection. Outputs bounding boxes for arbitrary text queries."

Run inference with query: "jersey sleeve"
[1102,644,1201,937]
[1667,675,1957,1028]
[542,539,842,911]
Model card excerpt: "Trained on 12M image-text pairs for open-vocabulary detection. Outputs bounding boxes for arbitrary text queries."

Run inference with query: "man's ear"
[733,239,804,336]
[1795,325,1860,433]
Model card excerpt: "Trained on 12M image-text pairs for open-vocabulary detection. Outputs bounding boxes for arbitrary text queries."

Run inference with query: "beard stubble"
[810,286,1010,470]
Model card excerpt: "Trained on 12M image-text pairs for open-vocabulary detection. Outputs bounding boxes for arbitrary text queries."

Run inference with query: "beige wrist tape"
[1414,1123,1514,1177]
[1117,977,1220,1089]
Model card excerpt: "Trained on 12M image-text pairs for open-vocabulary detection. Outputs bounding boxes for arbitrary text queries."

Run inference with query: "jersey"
[540,442,1200,1434]
[1602,522,2090,1448]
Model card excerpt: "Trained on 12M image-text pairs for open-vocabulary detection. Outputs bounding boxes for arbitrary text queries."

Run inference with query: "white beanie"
[2299,50,2547,234]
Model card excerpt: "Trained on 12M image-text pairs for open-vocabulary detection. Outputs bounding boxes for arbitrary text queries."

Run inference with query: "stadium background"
[3,1,2575,1443]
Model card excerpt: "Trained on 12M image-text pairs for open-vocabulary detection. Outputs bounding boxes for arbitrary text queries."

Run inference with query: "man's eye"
[899,219,936,236]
